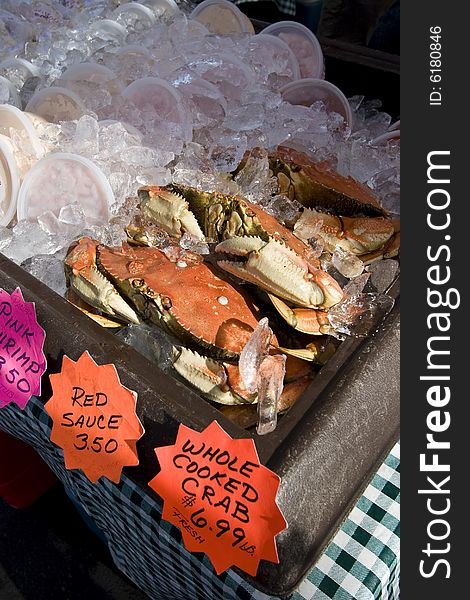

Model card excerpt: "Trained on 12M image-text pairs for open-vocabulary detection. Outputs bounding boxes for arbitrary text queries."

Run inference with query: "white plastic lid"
[0,104,45,157]
[0,133,20,226]
[0,58,41,93]
[112,2,156,29]
[280,78,353,128]
[122,77,192,138]
[371,130,400,145]
[0,76,21,109]
[172,75,227,122]
[262,21,324,79]
[17,153,114,224]
[25,86,86,123]
[0,58,41,80]
[57,62,124,99]
[191,0,253,34]
[88,19,128,44]
[139,0,179,17]
[59,62,117,85]
[251,33,301,81]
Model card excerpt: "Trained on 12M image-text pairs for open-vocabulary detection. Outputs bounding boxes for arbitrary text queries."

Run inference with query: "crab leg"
[172,347,254,405]
[65,238,140,325]
[138,187,206,241]
[216,236,334,308]
[267,293,332,336]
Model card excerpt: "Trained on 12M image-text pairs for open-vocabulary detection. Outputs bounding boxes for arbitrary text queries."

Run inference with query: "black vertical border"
[401,2,468,597]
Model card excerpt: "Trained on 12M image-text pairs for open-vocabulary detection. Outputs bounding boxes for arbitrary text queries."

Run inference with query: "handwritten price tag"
[149,421,287,576]
[45,351,144,483]
[0,287,46,410]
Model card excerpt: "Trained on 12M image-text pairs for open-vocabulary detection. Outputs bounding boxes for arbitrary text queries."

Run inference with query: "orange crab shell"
[97,243,265,357]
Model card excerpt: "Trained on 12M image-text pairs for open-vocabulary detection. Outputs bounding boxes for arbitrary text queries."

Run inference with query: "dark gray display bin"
[0,37,400,599]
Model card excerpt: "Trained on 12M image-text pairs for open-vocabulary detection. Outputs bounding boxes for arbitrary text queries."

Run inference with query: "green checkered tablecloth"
[0,397,399,600]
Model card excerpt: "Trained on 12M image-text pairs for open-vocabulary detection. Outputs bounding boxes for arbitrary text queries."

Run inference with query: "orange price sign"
[45,351,144,483]
[148,421,287,576]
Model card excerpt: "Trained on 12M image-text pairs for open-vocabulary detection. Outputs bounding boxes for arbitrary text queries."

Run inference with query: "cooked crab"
[137,184,344,335]
[64,237,317,406]
[266,146,388,217]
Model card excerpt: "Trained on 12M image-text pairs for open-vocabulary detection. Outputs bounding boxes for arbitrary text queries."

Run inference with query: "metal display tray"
[0,248,399,597]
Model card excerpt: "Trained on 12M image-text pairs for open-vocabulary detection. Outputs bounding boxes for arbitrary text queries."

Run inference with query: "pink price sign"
[0,287,47,410]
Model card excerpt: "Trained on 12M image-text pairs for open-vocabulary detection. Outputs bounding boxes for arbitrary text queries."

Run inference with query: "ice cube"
[266,195,302,228]
[115,324,176,372]
[328,293,395,337]
[256,353,286,435]
[239,317,272,395]
[331,247,365,279]
[59,203,86,226]
[21,251,67,297]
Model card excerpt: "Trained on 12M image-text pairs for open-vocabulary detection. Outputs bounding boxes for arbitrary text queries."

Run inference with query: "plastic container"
[57,62,124,103]
[0,430,57,509]
[191,52,255,102]
[0,104,45,157]
[0,76,21,108]
[59,62,117,86]
[112,2,156,30]
[371,129,400,145]
[122,77,192,139]
[262,21,324,79]
[0,10,35,53]
[139,0,179,17]
[25,86,86,124]
[0,133,21,226]
[191,0,254,35]
[280,78,353,128]
[251,33,301,82]
[17,153,114,224]
[171,75,227,124]
[114,44,156,86]
[88,19,128,45]
[0,59,41,92]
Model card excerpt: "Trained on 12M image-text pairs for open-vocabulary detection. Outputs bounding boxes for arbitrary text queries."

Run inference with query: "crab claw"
[65,238,140,325]
[138,186,206,241]
[173,347,253,405]
[216,236,329,308]
[267,293,332,336]
[68,266,141,325]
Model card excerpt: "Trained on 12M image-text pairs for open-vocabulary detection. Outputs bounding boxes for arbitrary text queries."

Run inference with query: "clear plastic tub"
[88,19,128,45]
[59,62,118,85]
[371,129,400,145]
[0,133,21,226]
[280,78,353,128]
[246,33,301,88]
[0,76,21,108]
[112,2,156,31]
[171,74,227,125]
[262,21,324,79]
[191,0,254,35]
[0,57,41,92]
[57,62,124,108]
[0,104,45,158]
[25,86,86,123]
[122,77,192,140]
[17,153,114,224]
[139,0,179,17]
